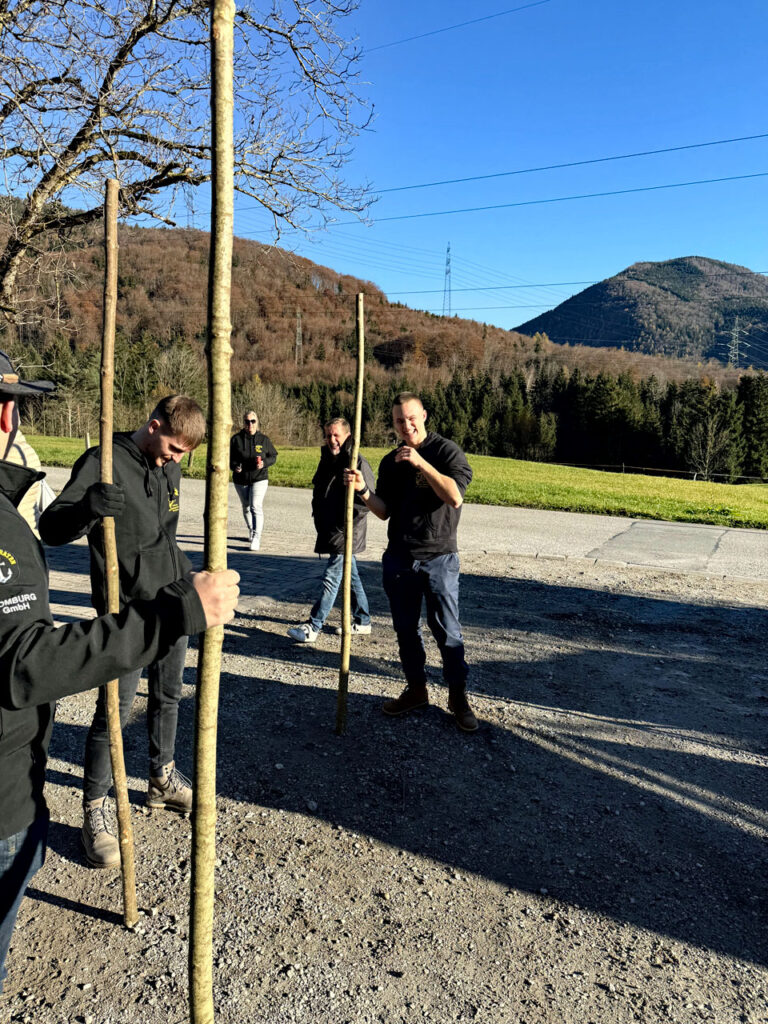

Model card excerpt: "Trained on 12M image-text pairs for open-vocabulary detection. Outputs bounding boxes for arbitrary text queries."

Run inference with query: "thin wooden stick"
[100,177,138,929]
[189,1,234,1020]
[336,292,365,735]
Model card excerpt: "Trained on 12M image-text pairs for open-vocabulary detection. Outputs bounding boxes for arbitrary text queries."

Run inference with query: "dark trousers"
[382,550,469,693]
[82,635,188,802]
[0,814,47,993]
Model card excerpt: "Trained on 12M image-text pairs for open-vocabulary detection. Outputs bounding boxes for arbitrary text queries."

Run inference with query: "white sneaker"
[332,623,372,635]
[249,536,260,551]
[287,623,318,643]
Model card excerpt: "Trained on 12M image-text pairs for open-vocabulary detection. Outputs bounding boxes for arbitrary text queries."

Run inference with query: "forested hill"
[515,257,768,368]
[2,216,738,388]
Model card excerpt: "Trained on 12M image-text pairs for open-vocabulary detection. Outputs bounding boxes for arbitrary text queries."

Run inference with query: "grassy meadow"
[29,435,768,530]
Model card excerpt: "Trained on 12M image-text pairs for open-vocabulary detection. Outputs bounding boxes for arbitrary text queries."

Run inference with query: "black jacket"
[376,432,473,560]
[39,433,191,613]
[229,430,277,485]
[0,460,206,839]
[311,438,375,555]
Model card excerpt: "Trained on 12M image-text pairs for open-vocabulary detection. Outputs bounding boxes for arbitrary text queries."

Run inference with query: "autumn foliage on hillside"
[1,219,740,392]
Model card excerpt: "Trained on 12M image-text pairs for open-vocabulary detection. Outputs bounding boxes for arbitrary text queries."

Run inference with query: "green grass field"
[29,435,768,530]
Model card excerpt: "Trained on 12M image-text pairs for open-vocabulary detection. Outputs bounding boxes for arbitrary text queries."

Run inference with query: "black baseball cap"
[0,350,55,396]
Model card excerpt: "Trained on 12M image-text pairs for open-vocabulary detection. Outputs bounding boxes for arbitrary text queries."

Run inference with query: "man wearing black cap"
[0,352,239,990]
[0,363,43,533]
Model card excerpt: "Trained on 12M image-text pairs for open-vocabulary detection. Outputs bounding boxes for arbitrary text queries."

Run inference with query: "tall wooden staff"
[336,293,365,735]
[189,0,234,1020]
[100,177,138,928]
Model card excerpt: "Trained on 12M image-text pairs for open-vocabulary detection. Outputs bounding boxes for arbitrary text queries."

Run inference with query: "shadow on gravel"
[24,887,122,927]
[209,676,766,971]
[214,563,766,969]
[44,549,767,969]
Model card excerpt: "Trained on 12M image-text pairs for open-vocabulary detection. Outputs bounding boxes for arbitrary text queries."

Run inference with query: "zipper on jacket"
[156,466,181,579]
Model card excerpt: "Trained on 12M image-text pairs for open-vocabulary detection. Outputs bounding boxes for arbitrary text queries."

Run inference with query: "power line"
[354,170,768,225]
[378,131,768,193]
[424,303,557,312]
[366,0,551,54]
[232,131,768,221]
[389,280,595,295]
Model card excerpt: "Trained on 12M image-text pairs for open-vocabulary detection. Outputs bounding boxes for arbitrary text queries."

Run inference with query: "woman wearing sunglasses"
[229,411,277,551]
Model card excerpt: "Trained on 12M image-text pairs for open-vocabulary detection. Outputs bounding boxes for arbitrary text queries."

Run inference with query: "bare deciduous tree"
[0,0,372,321]
[233,378,317,444]
[687,410,731,481]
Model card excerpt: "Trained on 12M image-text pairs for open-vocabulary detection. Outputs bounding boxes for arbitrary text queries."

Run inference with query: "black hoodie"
[39,433,191,613]
[0,460,206,839]
[376,431,473,560]
[310,437,375,555]
[229,429,277,485]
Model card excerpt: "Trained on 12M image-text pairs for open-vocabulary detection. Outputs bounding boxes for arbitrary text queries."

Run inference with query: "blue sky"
[231,0,768,331]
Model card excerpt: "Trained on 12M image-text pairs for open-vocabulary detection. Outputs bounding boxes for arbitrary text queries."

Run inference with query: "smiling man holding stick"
[345,392,477,732]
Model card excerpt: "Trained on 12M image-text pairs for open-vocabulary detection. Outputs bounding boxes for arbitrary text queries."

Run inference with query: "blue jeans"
[382,550,468,693]
[0,815,47,993]
[82,635,188,802]
[309,554,370,632]
[235,480,269,544]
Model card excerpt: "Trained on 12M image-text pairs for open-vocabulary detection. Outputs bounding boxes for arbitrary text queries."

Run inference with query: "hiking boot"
[287,623,318,643]
[448,694,479,733]
[82,798,120,868]
[382,685,429,716]
[332,622,372,636]
[147,761,193,813]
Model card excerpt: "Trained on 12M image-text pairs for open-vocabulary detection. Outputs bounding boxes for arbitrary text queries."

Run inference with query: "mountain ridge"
[515,256,768,368]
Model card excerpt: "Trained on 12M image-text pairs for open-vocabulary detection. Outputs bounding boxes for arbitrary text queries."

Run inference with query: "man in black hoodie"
[287,418,375,643]
[39,396,207,867]
[0,361,239,990]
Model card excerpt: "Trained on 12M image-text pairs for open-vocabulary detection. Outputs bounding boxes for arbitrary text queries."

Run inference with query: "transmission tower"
[728,315,740,367]
[295,310,303,365]
[442,242,451,317]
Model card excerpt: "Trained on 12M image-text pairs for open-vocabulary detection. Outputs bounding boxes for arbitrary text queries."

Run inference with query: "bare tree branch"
[0,0,373,322]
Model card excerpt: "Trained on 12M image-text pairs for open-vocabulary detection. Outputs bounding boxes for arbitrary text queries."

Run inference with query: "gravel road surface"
[2,474,766,1024]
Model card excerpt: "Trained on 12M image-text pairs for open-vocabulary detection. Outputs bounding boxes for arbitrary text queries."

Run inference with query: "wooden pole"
[189,1,234,1020]
[336,293,365,735]
[100,177,139,929]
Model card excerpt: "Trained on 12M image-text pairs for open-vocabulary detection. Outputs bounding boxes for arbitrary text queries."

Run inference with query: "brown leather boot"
[147,761,193,813]
[82,798,120,868]
[448,693,479,732]
[382,685,429,716]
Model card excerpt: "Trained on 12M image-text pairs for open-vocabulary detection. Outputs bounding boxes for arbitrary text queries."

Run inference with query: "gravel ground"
[2,494,767,1024]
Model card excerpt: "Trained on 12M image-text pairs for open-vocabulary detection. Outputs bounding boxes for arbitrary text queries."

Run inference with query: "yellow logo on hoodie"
[168,487,180,513]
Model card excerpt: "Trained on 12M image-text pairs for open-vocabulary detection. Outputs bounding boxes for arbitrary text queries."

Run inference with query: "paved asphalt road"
[42,467,768,583]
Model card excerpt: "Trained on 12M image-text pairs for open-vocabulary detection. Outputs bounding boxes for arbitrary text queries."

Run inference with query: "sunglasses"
[245,419,257,424]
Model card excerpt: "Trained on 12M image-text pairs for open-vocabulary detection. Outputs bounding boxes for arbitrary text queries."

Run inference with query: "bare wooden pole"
[336,293,365,735]
[100,177,139,929]
[189,1,234,1020]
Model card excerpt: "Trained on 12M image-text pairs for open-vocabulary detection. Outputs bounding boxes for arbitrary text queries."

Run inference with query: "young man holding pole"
[0,357,239,988]
[39,395,207,867]
[345,392,478,731]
